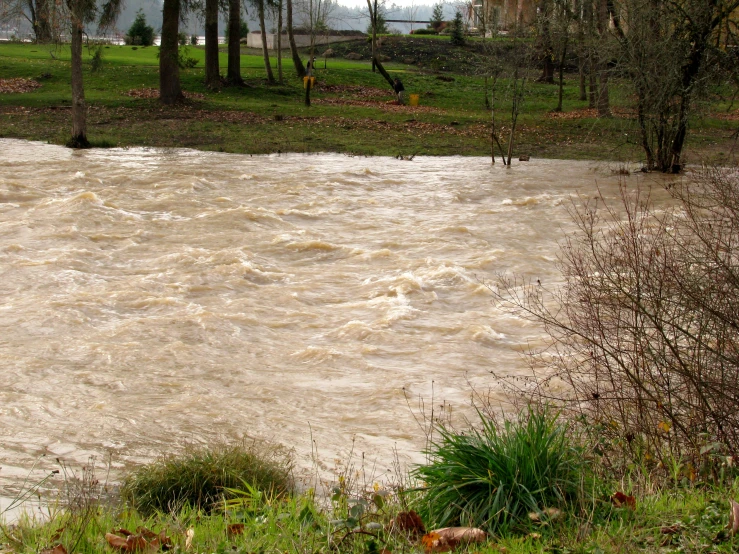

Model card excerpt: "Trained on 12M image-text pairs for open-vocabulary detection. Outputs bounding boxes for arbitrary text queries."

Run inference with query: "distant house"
[470,0,536,33]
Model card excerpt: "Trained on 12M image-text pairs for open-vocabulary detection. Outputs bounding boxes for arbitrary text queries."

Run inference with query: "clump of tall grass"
[121,440,294,515]
[412,408,586,533]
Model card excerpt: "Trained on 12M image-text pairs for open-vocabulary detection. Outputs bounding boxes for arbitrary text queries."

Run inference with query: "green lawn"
[0,40,735,161]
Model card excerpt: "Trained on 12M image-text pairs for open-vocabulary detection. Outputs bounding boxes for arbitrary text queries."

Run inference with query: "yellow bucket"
[303,76,316,88]
[409,93,419,106]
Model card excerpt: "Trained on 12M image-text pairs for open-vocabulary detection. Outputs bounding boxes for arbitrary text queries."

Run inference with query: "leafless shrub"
[491,167,739,479]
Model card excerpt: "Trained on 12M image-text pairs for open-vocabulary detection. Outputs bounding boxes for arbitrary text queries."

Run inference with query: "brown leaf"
[611,492,636,510]
[227,523,245,537]
[422,527,487,553]
[661,523,682,535]
[388,510,425,537]
[41,545,68,554]
[115,529,134,537]
[728,500,739,536]
[106,533,130,550]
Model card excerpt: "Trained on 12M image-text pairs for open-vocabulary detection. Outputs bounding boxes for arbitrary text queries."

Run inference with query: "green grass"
[412,408,586,534]
[0,40,735,160]
[120,441,294,515]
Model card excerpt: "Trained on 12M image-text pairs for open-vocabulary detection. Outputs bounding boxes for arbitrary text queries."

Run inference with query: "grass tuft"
[121,440,294,515]
[412,407,585,533]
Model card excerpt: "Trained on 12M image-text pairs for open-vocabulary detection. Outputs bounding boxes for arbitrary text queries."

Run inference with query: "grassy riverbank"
[0,38,736,161]
[3,428,739,554]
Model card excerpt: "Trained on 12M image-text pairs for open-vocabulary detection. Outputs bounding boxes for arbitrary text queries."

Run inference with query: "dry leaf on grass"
[124,88,205,100]
[105,528,171,553]
[387,510,425,537]
[611,491,636,510]
[728,500,739,536]
[185,528,194,551]
[421,527,487,553]
[40,545,67,554]
[227,523,245,537]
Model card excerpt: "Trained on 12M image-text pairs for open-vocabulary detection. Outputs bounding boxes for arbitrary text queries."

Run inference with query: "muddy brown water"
[0,139,671,505]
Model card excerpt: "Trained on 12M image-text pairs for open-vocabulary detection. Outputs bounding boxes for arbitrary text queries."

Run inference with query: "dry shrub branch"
[492,168,739,478]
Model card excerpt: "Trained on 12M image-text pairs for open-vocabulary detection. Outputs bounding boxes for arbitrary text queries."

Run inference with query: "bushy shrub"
[125,11,155,46]
[412,408,584,533]
[494,168,739,479]
[121,441,294,515]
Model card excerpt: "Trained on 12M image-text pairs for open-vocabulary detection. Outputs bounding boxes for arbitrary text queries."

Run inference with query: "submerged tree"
[66,0,123,147]
[610,0,739,172]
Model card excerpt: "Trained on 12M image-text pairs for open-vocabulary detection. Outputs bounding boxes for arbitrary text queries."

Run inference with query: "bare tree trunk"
[595,0,610,116]
[160,0,183,104]
[277,0,283,84]
[369,0,376,72]
[68,6,89,148]
[227,0,243,84]
[204,0,220,88]
[258,0,275,83]
[555,36,567,112]
[286,0,305,77]
[34,0,53,42]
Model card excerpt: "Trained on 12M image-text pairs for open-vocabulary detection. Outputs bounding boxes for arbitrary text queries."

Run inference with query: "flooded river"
[0,139,657,500]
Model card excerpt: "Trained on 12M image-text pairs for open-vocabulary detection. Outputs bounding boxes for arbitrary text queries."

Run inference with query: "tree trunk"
[277,0,283,84]
[68,7,89,148]
[227,0,242,85]
[369,0,376,73]
[204,0,220,88]
[160,0,183,104]
[595,0,610,116]
[34,0,53,42]
[257,0,275,83]
[286,0,306,77]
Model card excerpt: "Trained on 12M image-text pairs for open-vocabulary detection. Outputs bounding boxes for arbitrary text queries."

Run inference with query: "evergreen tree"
[429,3,443,31]
[125,10,155,46]
[450,10,464,45]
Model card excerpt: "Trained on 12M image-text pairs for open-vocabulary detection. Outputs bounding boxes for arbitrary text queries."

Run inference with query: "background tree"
[159,0,184,103]
[226,0,243,84]
[125,10,154,45]
[428,2,443,31]
[286,0,306,77]
[255,0,275,83]
[449,9,464,45]
[204,0,219,88]
[610,0,739,172]
[0,0,61,41]
[67,0,123,146]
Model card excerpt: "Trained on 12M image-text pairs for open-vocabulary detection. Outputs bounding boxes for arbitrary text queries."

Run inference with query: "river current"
[0,139,655,501]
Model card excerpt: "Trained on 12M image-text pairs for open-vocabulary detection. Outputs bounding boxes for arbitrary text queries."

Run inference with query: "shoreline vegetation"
[4,33,739,554]
[0,37,736,162]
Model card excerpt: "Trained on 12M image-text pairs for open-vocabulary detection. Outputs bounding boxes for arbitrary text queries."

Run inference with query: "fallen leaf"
[728,500,739,536]
[421,527,487,553]
[526,533,541,540]
[105,533,130,550]
[611,492,636,510]
[0,78,42,94]
[185,528,194,551]
[41,545,67,554]
[227,523,245,537]
[388,510,425,537]
[661,523,682,534]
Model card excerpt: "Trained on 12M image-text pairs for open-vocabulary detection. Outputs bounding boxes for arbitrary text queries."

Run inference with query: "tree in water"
[610,0,739,172]
[66,0,122,147]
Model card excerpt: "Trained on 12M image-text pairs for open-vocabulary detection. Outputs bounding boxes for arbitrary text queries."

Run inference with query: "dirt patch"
[317,84,389,100]
[0,78,42,94]
[124,88,206,101]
